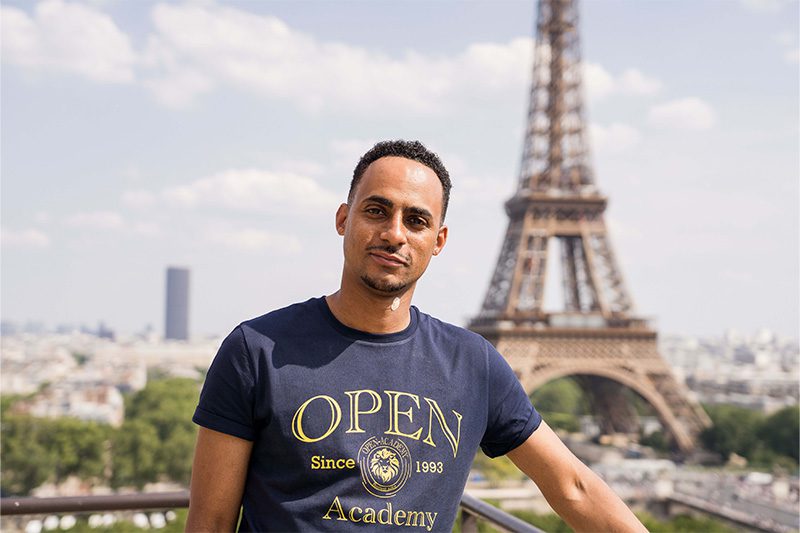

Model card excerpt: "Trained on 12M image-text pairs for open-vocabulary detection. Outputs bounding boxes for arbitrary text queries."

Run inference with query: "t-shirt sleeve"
[480,342,542,458]
[192,326,258,441]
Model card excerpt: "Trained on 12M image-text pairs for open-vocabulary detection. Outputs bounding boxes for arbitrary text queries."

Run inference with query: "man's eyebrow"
[363,195,393,208]
[406,206,433,220]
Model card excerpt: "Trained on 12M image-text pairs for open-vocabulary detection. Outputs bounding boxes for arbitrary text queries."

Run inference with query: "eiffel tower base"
[471,323,711,454]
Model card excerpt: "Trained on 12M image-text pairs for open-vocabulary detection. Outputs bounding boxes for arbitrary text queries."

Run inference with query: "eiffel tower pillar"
[469,0,710,453]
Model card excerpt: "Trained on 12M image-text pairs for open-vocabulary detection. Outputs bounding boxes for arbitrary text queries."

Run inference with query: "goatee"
[360,274,406,294]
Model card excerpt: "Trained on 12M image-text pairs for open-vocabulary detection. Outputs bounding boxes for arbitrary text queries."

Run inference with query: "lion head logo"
[358,436,412,498]
[369,448,399,483]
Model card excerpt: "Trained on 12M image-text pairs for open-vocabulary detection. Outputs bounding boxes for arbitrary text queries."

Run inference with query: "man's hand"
[185,427,253,532]
[507,421,647,533]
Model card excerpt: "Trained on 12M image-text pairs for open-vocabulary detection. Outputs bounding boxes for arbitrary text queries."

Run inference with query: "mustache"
[366,245,411,265]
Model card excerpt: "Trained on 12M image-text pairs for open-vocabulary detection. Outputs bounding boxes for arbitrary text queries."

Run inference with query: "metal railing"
[1,491,545,533]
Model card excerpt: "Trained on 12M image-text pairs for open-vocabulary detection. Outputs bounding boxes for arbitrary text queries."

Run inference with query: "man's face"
[336,156,448,296]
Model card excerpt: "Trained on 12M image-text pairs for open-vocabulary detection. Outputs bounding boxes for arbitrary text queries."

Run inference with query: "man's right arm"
[185,427,254,532]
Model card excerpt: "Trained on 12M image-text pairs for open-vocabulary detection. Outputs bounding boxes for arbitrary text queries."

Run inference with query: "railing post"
[461,508,479,533]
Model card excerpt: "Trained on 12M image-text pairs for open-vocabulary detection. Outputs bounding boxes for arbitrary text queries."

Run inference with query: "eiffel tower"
[469,0,710,452]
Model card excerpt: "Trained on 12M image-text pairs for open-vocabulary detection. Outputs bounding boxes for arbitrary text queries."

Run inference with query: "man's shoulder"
[238,297,322,337]
[415,307,490,348]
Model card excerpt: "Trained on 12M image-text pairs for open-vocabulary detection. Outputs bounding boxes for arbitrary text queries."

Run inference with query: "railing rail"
[1,491,545,533]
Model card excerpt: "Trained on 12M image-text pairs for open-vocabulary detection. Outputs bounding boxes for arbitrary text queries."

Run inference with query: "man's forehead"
[359,157,439,191]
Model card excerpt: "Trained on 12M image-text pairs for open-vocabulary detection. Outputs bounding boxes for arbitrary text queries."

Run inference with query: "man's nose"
[380,214,407,246]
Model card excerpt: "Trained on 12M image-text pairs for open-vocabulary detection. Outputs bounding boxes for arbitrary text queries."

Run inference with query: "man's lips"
[369,251,409,267]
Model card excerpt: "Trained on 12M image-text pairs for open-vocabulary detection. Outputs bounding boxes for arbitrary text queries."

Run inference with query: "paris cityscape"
[2,0,798,532]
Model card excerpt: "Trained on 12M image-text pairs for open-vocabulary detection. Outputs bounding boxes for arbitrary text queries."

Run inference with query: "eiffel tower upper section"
[472,0,640,330]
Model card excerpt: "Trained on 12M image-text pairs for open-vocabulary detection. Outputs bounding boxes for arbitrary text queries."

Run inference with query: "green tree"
[758,405,799,462]
[120,377,199,487]
[111,420,161,489]
[0,415,56,495]
[701,404,764,460]
[530,378,587,415]
[46,417,111,483]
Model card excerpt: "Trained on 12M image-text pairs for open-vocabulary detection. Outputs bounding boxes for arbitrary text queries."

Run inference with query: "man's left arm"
[506,421,647,533]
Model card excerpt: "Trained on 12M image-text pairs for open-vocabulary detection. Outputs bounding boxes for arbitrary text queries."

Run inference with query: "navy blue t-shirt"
[193,297,541,532]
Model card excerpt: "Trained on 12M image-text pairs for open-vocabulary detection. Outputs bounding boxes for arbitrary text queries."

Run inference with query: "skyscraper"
[165,267,190,341]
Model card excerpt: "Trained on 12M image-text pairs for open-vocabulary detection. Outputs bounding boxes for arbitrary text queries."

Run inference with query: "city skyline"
[1,0,798,339]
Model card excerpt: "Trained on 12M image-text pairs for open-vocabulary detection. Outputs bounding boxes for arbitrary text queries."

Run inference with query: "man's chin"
[360,275,407,294]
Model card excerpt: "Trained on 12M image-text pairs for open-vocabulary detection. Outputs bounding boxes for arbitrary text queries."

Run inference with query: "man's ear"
[432,224,448,256]
[335,203,349,235]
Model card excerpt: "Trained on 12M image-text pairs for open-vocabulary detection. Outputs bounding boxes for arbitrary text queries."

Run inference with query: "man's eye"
[408,217,428,227]
[365,207,384,216]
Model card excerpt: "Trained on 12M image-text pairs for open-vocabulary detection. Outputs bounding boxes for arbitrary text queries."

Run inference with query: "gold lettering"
[349,506,362,523]
[291,395,341,443]
[311,456,320,469]
[394,509,407,523]
[322,496,347,521]
[385,390,423,440]
[406,510,423,527]
[363,508,376,524]
[345,389,382,433]
[346,458,355,468]
[425,512,438,531]
[377,503,392,525]
[423,397,463,458]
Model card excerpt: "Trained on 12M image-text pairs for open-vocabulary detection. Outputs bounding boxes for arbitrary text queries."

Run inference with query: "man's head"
[349,140,452,223]
[335,142,450,297]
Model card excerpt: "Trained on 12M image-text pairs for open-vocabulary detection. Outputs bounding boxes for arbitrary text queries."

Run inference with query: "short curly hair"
[349,140,452,222]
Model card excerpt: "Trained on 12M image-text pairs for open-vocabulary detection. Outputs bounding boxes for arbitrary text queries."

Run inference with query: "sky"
[1,0,798,340]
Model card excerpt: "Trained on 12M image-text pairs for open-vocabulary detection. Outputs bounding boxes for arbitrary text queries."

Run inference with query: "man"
[187,140,646,532]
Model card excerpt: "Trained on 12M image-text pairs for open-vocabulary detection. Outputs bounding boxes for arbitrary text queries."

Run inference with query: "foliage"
[470,450,526,483]
[539,411,580,433]
[1,377,201,495]
[637,511,735,532]
[640,430,671,452]
[0,415,57,495]
[701,403,799,470]
[110,420,161,490]
[530,378,588,416]
[701,404,763,459]
[757,405,799,462]
[48,418,110,483]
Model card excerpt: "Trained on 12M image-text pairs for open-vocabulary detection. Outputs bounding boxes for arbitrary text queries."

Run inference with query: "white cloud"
[131,222,160,236]
[207,228,301,254]
[1,227,50,247]
[64,211,124,230]
[589,123,642,154]
[161,169,338,211]
[0,0,136,83]
[740,0,794,12]
[773,31,799,63]
[33,211,51,225]
[774,31,796,46]
[122,190,157,209]
[583,64,662,100]
[617,69,662,95]
[583,62,616,100]
[330,139,380,172]
[139,4,536,112]
[648,97,716,130]
[785,48,800,63]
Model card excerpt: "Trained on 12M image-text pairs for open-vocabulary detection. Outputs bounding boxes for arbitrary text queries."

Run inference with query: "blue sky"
[2,0,798,339]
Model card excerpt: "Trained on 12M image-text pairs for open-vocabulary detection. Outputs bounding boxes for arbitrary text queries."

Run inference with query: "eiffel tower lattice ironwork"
[469,0,710,452]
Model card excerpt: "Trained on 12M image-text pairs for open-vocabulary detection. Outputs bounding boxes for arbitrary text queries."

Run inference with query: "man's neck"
[325,284,415,335]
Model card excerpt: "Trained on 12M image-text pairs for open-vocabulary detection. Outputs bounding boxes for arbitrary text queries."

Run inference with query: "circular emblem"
[357,436,412,498]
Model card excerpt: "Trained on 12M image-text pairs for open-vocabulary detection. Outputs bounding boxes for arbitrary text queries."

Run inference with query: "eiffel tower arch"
[469,0,710,453]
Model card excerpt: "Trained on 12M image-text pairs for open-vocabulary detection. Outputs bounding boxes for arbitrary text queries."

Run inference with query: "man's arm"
[506,421,647,533]
[185,427,254,532]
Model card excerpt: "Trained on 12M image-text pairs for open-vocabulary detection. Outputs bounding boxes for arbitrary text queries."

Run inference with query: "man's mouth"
[368,250,409,267]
